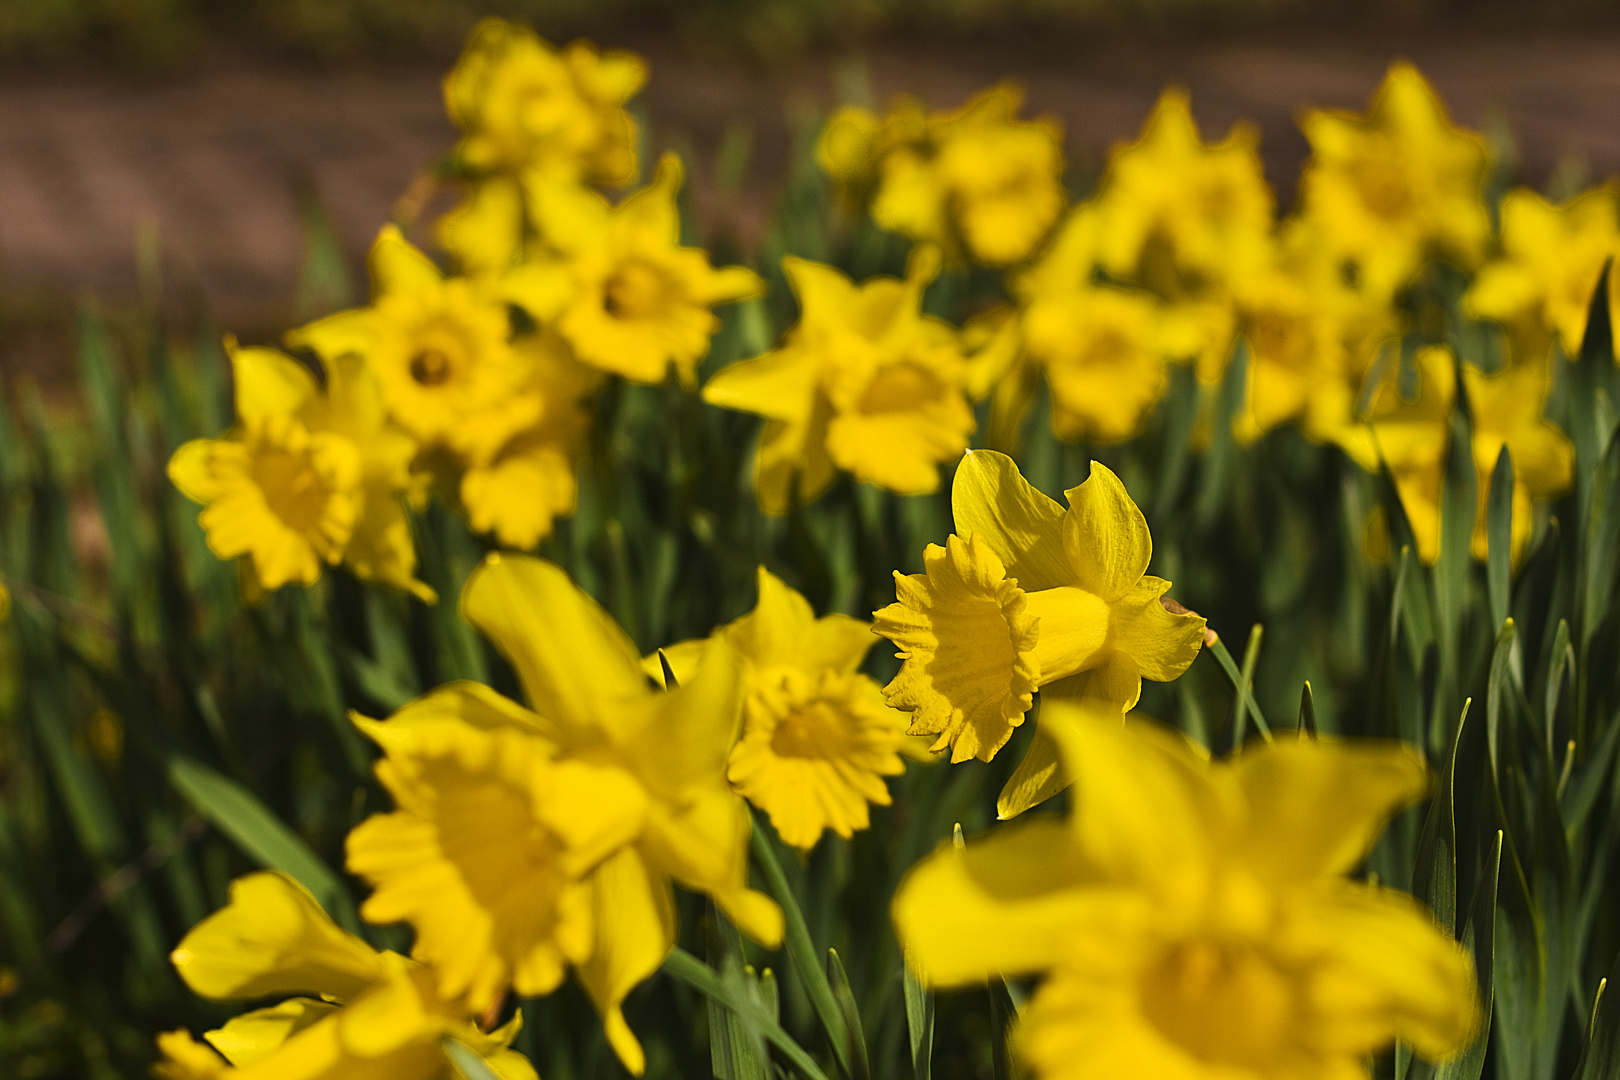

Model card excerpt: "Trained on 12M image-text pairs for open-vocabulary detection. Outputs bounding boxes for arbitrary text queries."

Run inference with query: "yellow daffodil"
[1466,184,1620,360]
[703,250,975,514]
[1300,62,1490,300]
[439,174,527,281]
[1337,347,1573,564]
[153,871,535,1080]
[346,553,783,1075]
[873,450,1206,817]
[822,85,1065,266]
[1095,88,1274,291]
[512,153,764,385]
[893,703,1480,1080]
[444,17,644,187]
[647,566,909,852]
[169,339,432,598]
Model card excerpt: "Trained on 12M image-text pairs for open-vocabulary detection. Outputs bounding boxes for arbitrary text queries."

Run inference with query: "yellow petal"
[620,634,745,794]
[1232,738,1429,883]
[1108,576,1206,682]
[729,566,816,666]
[168,439,230,504]
[702,347,820,424]
[951,449,1073,592]
[205,997,337,1066]
[284,308,374,366]
[620,151,683,242]
[227,341,317,424]
[639,786,782,947]
[994,720,1066,821]
[170,872,383,1003]
[460,554,646,735]
[578,847,676,1076]
[354,680,556,746]
[1061,462,1151,603]
[704,264,767,305]
[641,637,708,689]
[369,224,443,299]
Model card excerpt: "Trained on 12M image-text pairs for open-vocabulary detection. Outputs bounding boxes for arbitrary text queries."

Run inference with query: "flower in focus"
[819,84,1065,266]
[1299,62,1490,300]
[648,566,909,852]
[346,553,782,1074]
[513,153,764,385]
[169,339,431,598]
[444,17,644,187]
[892,702,1480,1080]
[873,450,1206,817]
[1094,88,1274,292]
[153,871,535,1080]
[1465,184,1620,361]
[1336,347,1573,565]
[702,249,975,514]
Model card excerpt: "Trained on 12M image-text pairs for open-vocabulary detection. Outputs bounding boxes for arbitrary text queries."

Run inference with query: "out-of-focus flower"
[169,339,432,599]
[892,703,1480,1080]
[512,153,764,385]
[347,553,782,1075]
[819,84,1065,266]
[1337,346,1573,565]
[703,250,975,514]
[873,450,1205,817]
[1299,62,1490,300]
[1094,88,1274,292]
[1466,185,1620,361]
[445,17,644,187]
[648,566,909,852]
[153,871,535,1080]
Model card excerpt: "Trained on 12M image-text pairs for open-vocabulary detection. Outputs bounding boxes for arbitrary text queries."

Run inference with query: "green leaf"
[1436,831,1501,1080]
[1414,699,1470,936]
[903,956,934,1080]
[1296,681,1318,738]
[1195,337,1247,531]
[1486,445,1514,633]
[988,977,1024,1080]
[663,947,834,1080]
[826,949,871,1080]
[1208,626,1270,744]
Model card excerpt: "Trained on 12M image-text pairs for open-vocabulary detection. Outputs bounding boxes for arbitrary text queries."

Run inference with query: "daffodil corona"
[874,450,1206,817]
[893,703,1480,1080]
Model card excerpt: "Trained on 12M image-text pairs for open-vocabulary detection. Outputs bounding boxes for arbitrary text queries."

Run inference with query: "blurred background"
[3,0,1620,383]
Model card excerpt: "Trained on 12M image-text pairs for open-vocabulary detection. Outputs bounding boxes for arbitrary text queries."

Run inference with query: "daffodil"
[703,250,975,514]
[1466,184,1620,361]
[647,566,909,852]
[1337,346,1573,564]
[444,17,645,187]
[153,871,535,1080]
[893,702,1481,1080]
[512,153,764,385]
[169,339,432,598]
[1094,88,1274,292]
[872,450,1206,817]
[346,553,783,1075]
[1299,62,1490,299]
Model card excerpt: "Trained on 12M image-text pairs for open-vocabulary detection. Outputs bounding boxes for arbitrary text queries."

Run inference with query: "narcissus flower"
[873,450,1205,817]
[1022,279,1169,443]
[648,566,909,852]
[347,554,782,1075]
[892,703,1481,1080]
[1094,88,1274,291]
[702,251,975,514]
[169,339,432,598]
[1466,184,1620,360]
[444,17,644,186]
[153,871,535,1080]
[514,153,764,385]
[1299,62,1490,299]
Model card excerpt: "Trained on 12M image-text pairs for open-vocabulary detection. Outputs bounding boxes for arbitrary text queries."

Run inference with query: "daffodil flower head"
[893,702,1481,1079]
[647,566,909,852]
[1023,281,1169,444]
[444,17,645,186]
[154,871,536,1080]
[873,450,1206,817]
[1465,184,1620,361]
[517,153,764,386]
[347,553,782,1075]
[703,248,975,514]
[1095,87,1274,291]
[1300,62,1490,300]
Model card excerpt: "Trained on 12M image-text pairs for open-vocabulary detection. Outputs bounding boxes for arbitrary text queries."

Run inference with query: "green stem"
[1209,628,1271,742]
[664,947,835,1080]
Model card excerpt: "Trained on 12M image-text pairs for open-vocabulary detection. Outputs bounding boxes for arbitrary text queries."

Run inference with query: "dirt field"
[1,30,1618,343]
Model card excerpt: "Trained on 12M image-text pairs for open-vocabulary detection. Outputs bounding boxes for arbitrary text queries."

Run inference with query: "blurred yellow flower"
[892,703,1480,1079]
[1337,347,1573,565]
[1300,62,1490,299]
[702,250,974,514]
[648,566,908,852]
[873,450,1205,817]
[154,871,534,1080]
[1094,88,1274,291]
[169,340,431,598]
[1466,184,1620,360]
[820,84,1065,266]
[445,17,644,186]
[348,553,783,1075]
